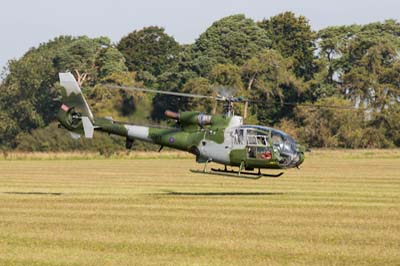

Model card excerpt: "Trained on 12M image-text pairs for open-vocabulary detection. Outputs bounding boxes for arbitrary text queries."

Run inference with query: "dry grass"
[0,151,192,160]
[0,150,399,265]
[1,149,399,161]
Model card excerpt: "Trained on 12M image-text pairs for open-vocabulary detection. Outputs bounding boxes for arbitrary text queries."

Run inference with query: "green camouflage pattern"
[57,73,304,170]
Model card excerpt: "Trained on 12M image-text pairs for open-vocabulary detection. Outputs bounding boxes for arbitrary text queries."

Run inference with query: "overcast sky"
[1,0,399,72]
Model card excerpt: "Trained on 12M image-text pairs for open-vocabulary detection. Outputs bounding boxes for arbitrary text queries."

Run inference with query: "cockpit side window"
[245,129,270,147]
[232,128,245,145]
[245,129,255,145]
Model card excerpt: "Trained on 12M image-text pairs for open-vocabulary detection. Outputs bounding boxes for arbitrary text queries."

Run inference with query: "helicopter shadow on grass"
[3,192,63,196]
[164,191,284,196]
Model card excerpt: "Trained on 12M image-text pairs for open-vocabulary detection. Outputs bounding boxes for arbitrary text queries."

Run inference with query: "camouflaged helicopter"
[57,72,305,178]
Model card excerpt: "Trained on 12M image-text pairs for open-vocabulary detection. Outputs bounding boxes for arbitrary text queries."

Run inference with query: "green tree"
[117,26,180,77]
[295,97,365,148]
[259,12,316,80]
[317,25,360,84]
[53,36,112,85]
[1,17,399,150]
[192,14,270,75]
[89,71,142,118]
[241,49,303,123]
[150,70,197,120]
[210,64,243,89]
[317,20,400,106]
[1,38,63,146]
[1,36,127,148]
[0,112,19,148]
[181,77,214,113]
[149,45,199,120]
[367,103,400,147]
[342,41,400,109]
[97,47,127,79]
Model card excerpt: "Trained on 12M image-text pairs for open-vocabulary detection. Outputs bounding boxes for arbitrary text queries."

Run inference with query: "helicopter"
[57,72,305,179]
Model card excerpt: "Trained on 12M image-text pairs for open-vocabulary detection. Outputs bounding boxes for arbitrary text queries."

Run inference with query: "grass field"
[0,150,399,266]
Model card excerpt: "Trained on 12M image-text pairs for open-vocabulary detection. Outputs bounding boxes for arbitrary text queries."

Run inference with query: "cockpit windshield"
[271,129,297,156]
[240,125,300,168]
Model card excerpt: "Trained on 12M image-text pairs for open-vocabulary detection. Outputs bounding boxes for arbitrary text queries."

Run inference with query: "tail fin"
[57,72,95,138]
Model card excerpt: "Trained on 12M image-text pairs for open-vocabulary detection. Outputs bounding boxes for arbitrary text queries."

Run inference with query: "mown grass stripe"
[0,150,399,265]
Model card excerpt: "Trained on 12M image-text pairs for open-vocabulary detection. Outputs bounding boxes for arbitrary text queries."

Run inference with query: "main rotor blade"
[107,85,215,100]
[106,84,365,110]
[246,99,362,110]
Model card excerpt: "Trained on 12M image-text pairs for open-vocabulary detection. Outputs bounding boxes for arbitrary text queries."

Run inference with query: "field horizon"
[1,148,400,160]
[0,149,399,265]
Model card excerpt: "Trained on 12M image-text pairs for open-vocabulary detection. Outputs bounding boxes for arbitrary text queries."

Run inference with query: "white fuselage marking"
[124,125,151,142]
[198,116,243,164]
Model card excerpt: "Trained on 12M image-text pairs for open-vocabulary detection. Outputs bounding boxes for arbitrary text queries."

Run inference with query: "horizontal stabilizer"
[82,116,94,138]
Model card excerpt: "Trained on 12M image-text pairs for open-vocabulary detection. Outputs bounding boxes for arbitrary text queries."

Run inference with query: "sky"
[1,0,399,72]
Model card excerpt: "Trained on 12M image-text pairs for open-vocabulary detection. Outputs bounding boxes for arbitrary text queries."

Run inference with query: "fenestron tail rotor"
[58,73,97,138]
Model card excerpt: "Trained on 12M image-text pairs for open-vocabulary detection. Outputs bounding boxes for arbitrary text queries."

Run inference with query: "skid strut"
[190,164,284,179]
[210,167,284,178]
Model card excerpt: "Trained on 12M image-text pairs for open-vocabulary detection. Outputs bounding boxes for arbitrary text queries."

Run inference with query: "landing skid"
[190,168,284,179]
[211,168,284,178]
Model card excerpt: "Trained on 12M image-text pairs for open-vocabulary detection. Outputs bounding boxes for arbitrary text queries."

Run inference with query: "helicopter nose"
[293,144,305,168]
[296,152,305,167]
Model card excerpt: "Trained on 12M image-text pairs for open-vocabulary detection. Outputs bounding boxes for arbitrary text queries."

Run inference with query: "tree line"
[0,12,399,152]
